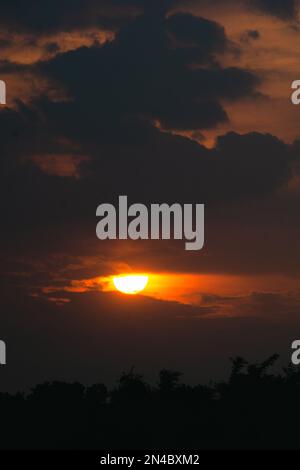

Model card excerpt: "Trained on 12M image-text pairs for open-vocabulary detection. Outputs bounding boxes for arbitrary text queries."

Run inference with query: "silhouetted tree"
[0,354,299,450]
[158,369,182,394]
[111,367,149,403]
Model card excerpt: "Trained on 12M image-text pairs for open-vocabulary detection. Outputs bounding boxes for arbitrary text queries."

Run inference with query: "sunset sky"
[1,0,300,391]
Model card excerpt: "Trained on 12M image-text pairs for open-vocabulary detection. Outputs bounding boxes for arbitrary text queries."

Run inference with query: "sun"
[113,274,149,295]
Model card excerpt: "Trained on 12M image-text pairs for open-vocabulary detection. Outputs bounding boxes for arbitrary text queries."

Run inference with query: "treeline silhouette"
[1,354,300,449]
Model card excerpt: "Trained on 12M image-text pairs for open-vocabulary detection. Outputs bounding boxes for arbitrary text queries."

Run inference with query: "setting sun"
[113,275,149,295]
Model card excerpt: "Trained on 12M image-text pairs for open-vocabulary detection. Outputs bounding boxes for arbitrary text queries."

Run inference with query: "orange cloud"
[40,271,300,311]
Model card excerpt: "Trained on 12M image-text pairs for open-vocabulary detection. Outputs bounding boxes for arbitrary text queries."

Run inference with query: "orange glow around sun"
[42,271,300,307]
[113,274,149,295]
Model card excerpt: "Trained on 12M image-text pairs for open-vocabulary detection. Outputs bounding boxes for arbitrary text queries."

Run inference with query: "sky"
[1,0,300,391]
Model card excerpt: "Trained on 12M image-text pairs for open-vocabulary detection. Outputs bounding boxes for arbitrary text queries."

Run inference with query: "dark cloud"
[0,0,128,33]
[0,113,293,282]
[248,30,260,39]
[240,29,260,43]
[200,291,300,318]
[0,5,265,211]
[45,42,60,54]
[0,2,295,275]
[0,0,297,38]
[180,0,299,22]
[34,9,259,133]
[0,2,290,246]
[166,13,227,53]
[249,0,298,20]
[0,5,292,272]
[0,0,179,34]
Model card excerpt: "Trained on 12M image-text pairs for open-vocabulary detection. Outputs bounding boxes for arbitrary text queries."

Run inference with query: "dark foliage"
[0,355,299,449]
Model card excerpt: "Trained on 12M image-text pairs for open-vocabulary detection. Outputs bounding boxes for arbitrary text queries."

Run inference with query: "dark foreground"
[1,355,299,450]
